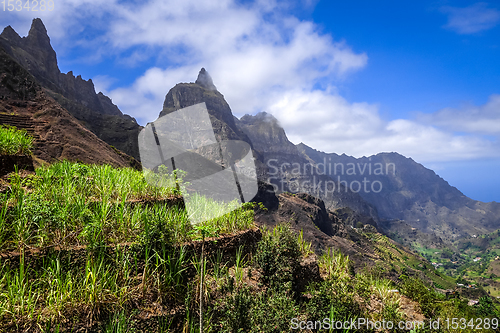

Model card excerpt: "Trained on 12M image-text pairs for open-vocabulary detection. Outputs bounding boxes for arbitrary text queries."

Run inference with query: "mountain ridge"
[0,18,142,159]
[236,111,380,221]
[0,46,137,167]
[297,142,500,241]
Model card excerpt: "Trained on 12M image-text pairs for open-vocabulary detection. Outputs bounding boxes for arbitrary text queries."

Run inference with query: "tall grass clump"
[188,197,255,240]
[306,247,362,328]
[297,229,313,256]
[0,125,34,155]
[34,161,175,202]
[0,159,262,331]
[319,247,351,281]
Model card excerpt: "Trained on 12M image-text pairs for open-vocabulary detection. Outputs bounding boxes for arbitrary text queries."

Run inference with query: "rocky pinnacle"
[195,68,217,91]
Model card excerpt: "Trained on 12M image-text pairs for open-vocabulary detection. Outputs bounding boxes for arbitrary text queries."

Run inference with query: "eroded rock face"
[0,47,137,168]
[0,19,142,160]
[160,70,251,145]
[156,68,267,179]
[253,190,407,274]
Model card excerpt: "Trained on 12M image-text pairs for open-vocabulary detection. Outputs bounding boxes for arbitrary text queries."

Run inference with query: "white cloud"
[1,0,368,123]
[108,65,201,124]
[441,2,500,34]
[417,94,500,135]
[267,89,500,163]
[96,0,367,121]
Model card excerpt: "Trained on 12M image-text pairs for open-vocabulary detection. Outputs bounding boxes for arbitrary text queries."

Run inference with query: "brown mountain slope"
[254,187,450,290]
[0,18,142,160]
[0,46,136,168]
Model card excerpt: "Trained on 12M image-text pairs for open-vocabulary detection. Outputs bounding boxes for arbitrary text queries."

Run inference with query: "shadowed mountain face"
[155,71,379,222]
[0,46,136,167]
[297,143,500,241]
[0,19,142,160]
[160,68,252,146]
[236,111,379,221]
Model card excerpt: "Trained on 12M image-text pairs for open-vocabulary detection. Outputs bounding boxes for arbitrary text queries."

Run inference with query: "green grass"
[319,247,350,280]
[0,125,34,155]
[0,161,255,253]
[0,157,257,331]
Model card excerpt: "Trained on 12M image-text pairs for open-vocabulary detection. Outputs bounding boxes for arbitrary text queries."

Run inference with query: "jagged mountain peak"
[0,20,142,159]
[240,111,279,124]
[195,67,217,91]
[0,25,21,43]
[29,18,48,37]
[159,70,252,145]
[26,18,53,51]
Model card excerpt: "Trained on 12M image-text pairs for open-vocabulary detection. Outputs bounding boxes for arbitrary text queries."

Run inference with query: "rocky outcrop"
[0,19,142,160]
[160,69,252,145]
[97,92,123,116]
[0,19,59,91]
[0,46,137,168]
[156,68,269,181]
[253,189,425,274]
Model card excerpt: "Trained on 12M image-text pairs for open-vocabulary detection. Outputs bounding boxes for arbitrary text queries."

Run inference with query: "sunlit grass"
[318,247,350,280]
[0,125,33,155]
[0,161,255,253]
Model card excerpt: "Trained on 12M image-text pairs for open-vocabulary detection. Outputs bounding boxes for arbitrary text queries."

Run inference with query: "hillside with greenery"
[0,159,497,332]
[0,127,497,332]
[384,218,500,300]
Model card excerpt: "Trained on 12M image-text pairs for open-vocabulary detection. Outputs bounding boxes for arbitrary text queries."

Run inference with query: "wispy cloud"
[417,94,500,135]
[96,0,368,123]
[268,89,500,163]
[441,2,500,34]
[0,0,368,125]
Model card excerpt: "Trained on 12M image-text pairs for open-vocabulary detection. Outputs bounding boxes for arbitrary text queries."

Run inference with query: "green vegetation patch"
[0,161,255,252]
[0,125,33,155]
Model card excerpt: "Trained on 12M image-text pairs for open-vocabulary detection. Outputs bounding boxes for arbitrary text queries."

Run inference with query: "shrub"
[216,287,253,333]
[254,223,301,290]
[305,279,362,325]
[476,296,498,317]
[249,288,299,333]
[216,285,299,333]
[399,276,440,318]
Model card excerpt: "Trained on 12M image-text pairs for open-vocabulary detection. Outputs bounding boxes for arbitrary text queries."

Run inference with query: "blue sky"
[1,0,499,202]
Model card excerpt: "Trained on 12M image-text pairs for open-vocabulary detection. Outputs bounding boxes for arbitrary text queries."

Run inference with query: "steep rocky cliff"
[160,68,253,146]
[0,46,136,167]
[157,68,268,177]
[0,19,142,160]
